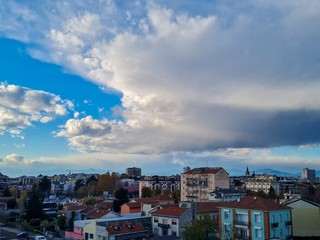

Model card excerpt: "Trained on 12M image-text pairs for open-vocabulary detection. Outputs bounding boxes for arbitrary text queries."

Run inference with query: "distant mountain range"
[253,168,300,177]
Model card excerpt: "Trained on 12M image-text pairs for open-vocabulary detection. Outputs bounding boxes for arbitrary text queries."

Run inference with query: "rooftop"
[218,196,291,211]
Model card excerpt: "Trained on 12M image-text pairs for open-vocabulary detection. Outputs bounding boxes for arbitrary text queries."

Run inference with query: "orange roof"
[87,209,111,219]
[196,202,220,213]
[107,222,145,236]
[218,196,291,211]
[152,207,189,217]
[96,201,113,210]
[183,167,226,175]
[124,202,141,208]
[63,204,86,211]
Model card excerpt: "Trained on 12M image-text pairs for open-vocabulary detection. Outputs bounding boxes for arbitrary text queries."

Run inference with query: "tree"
[141,187,152,198]
[182,215,218,240]
[25,186,44,221]
[113,188,129,213]
[68,211,76,231]
[74,179,85,193]
[2,187,11,197]
[57,215,66,230]
[153,187,162,196]
[171,189,181,203]
[268,186,277,199]
[38,176,52,195]
[86,175,98,185]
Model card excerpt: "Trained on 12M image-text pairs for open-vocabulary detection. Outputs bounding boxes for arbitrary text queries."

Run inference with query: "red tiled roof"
[79,206,96,214]
[96,201,113,210]
[196,202,220,213]
[87,209,111,219]
[152,207,189,217]
[183,167,226,175]
[124,202,141,208]
[107,222,145,236]
[218,196,291,211]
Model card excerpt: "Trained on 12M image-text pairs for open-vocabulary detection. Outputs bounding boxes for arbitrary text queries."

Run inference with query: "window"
[163,219,168,224]
[89,234,94,239]
[154,217,159,223]
[172,219,177,225]
[255,213,262,223]
[172,231,177,236]
[224,224,231,234]
[84,233,88,240]
[224,210,230,219]
[154,228,159,235]
[255,229,262,238]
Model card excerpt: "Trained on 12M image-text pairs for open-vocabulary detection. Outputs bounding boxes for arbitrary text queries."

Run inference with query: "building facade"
[219,196,292,240]
[139,175,180,197]
[301,168,316,182]
[126,167,142,178]
[181,167,229,202]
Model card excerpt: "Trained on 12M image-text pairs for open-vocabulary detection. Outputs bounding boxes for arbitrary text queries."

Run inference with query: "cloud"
[4,153,24,163]
[0,82,73,137]
[2,1,320,154]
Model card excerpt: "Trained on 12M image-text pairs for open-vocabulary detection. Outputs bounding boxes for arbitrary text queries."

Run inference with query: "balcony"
[235,234,249,240]
[285,220,292,226]
[271,222,279,228]
[235,220,249,226]
[158,223,170,229]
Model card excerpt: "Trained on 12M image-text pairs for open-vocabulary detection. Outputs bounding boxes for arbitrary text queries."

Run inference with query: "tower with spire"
[245,166,250,177]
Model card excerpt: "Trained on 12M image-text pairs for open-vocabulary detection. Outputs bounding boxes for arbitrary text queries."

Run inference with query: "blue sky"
[1,0,320,177]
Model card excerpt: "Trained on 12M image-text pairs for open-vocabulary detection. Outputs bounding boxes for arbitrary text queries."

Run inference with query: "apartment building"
[245,175,280,195]
[181,167,229,202]
[138,175,180,197]
[219,196,292,240]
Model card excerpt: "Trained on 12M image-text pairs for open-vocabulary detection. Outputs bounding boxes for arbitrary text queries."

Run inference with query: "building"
[301,168,316,182]
[285,199,320,238]
[139,175,180,197]
[126,167,142,178]
[219,196,292,240]
[245,175,280,195]
[181,167,229,202]
[151,206,192,238]
[209,188,246,202]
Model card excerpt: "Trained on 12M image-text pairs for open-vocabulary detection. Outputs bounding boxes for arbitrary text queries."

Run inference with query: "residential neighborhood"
[0,166,318,239]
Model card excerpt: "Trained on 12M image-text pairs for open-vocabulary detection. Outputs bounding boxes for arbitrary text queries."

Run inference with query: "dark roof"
[183,167,227,175]
[152,207,189,217]
[218,196,291,211]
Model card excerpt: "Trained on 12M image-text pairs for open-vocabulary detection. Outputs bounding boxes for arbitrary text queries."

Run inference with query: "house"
[209,188,246,202]
[218,196,292,240]
[151,206,192,238]
[181,167,229,202]
[121,202,141,215]
[285,199,320,237]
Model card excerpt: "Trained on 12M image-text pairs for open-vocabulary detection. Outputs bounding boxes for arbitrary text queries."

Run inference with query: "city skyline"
[1,1,320,177]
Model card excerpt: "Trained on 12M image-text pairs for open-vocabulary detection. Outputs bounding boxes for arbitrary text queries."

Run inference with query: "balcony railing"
[285,220,292,226]
[235,234,249,240]
[271,222,279,228]
[158,223,170,229]
[235,220,249,226]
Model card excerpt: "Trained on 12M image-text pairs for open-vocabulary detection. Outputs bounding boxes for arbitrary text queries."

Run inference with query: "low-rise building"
[151,206,192,238]
[139,175,180,197]
[285,199,320,238]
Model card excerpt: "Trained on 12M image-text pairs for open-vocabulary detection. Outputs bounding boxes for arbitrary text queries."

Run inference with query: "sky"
[1,0,320,177]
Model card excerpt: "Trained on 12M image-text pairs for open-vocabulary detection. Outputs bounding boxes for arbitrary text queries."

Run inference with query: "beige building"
[245,175,280,194]
[181,167,229,202]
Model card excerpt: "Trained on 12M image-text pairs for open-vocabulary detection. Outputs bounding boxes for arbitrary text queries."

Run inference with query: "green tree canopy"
[141,187,152,198]
[25,186,44,221]
[113,188,129,212]
[182,215,218,240]
[38,176,52,195]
